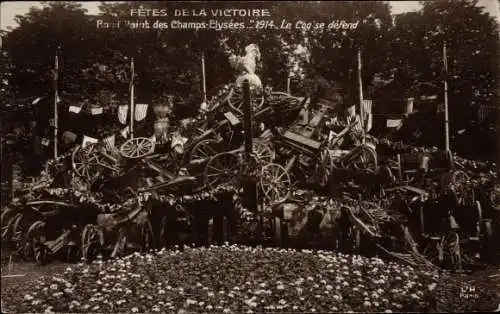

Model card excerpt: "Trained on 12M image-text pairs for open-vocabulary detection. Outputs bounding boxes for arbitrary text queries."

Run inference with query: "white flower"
[277,284,285,290]
[49,284,58,290]
[24,294,34,301]
[428,283,437,291]
[131,307,139,313]
[364,301,372,307]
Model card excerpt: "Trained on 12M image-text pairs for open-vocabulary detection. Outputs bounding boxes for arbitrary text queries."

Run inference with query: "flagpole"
[201,51,207,103]
[357,48,365,143]
[53,48,59,159]
[130,57,135,139]
[443,42,450,152]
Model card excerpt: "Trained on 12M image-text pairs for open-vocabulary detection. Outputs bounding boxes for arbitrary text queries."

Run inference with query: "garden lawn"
[2,245,499,313]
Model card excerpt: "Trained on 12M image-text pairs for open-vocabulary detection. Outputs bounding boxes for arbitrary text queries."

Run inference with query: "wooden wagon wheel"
[1,208,19,241]
[24,221,48,265]
[120,137,155,159]
[252,140,276,164]
[189,138,220,166]
[349,145,378,173]
[11,213,28,248]
[260,163,291,204]
[81,224,103,262]
[228,86,265,115]
[203,152,240,190]
[72,144,101,181]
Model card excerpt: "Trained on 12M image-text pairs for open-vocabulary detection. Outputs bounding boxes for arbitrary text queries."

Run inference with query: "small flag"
[120,126,130,138]
[103,134,116,149]
[62,131,77,144]
[135,103,148,121]
[82,135,99,148]
[118,105,128,124]
[387,119,403,128]
[41,138,50,147]
[362,99,372,114]
[365,113,373,132]
[91,106,103,115]
[150,134,157,143]
[69,105,82,114]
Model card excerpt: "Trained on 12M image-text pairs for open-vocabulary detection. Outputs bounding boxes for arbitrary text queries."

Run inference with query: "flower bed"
[2,245,498,313]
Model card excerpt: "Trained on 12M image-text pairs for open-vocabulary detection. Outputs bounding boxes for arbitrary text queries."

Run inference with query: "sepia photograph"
[1,0,499,312]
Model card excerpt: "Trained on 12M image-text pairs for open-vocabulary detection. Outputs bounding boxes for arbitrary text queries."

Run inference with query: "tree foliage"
[1,1,498,135]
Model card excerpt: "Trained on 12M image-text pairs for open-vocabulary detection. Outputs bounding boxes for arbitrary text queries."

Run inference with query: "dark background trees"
[1,0,498,161]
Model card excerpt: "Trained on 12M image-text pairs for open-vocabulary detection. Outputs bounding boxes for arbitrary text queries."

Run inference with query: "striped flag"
[118,105,128,124]
[82,135,99,148]
[362,99,372,114]
[365,113,373,132]
[103,134,116,149]
[361,99,372,132]
[135,103,148,121]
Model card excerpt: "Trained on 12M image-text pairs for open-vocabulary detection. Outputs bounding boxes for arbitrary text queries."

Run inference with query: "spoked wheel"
[227,86,265,115]
[260,163,291,204]
[203,152,240,190]
[252,140,276,163]
[1,208,20,242]
[81,224,103,263]
[189,138,220,166]
[343,145,378,173]
[120,137,155,159]
[24,221,48,265]
[11,213,29,255]
[72,144,101,182]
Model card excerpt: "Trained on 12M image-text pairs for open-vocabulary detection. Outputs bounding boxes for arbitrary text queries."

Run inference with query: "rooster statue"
[222,40,263,90]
